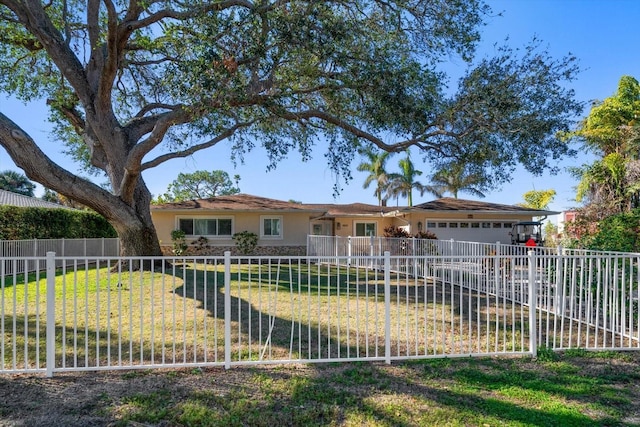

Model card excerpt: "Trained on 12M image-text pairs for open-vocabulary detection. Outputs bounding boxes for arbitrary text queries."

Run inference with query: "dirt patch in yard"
[1,351,640,426]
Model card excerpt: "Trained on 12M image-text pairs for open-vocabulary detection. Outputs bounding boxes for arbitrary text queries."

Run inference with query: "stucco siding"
[151,210,312,247]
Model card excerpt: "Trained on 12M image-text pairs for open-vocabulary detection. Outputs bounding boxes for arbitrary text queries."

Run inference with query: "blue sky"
[0,0,638,214]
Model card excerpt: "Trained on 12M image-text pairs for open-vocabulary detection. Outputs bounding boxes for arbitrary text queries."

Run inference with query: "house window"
[355,222,376,237]
[178,217,233,237]
[312,224,324,235]
[427,222,436,229]
[261,216,283,238]
[471,223,480,229]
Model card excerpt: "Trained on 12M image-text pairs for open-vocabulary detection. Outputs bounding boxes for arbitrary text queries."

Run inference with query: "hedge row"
[0,206,116,240]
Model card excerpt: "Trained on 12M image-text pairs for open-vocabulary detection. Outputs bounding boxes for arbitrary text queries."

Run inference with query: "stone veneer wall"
[160,245,307,257]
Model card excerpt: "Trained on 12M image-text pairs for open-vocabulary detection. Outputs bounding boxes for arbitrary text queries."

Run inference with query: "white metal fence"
[1,244,639,377]
[0,238,120,274]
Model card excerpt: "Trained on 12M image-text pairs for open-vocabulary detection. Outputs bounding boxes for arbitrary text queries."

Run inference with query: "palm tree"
[385,152,428,207]
[424,163,486,199]
[0,169,35,196]
[356,146,393,206]
[518,189,556,210]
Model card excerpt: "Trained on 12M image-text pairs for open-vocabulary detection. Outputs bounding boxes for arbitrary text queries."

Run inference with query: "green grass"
[1,263,640,425]
[2,261,533,370]
[99,351,640,426]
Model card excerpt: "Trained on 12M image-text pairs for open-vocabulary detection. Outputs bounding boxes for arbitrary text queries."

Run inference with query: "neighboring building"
[151,194,557,256]
[0,189,68,209]
[557,210,578,237]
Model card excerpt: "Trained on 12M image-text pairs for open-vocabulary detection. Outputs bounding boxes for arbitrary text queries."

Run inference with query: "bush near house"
[0,206,116,240]
[587,209,640,252]
[384,225,438,240]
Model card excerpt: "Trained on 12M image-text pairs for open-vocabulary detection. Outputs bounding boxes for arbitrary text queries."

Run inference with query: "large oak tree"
[0,0,582,255]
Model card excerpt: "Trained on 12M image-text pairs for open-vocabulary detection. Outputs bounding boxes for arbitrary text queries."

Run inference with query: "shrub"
[170,229,188,255]
[414,230,438,239]
[233,231,258,255]
[383,225,410,238]
[0,206,115,240]
[588,209,640,252]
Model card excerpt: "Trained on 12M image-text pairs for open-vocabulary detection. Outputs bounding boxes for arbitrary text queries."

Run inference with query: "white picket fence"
[1,243,639,377]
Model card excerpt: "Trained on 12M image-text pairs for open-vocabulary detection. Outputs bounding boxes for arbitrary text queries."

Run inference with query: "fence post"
[370,235,374,257]
[494,242,501,293]
[528,250,538,357]
[384,251,391,364]
[554,246,564,316]
[46,252,56,378]
[224,251,231,370]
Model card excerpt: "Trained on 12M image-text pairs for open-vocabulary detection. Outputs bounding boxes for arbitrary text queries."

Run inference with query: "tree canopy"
[518,189,556,210]
[155,170,240,203]
[424,163,487,199]
[0,0,583,255]
[0,170,35,196]
[564,76,640,248]
[570,76,640,218]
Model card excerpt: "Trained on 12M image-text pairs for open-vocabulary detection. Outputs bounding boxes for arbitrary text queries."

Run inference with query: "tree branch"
[270,107,453,153]
[123,0,255,33]
[0,113,130,220]
[141,120,256,171]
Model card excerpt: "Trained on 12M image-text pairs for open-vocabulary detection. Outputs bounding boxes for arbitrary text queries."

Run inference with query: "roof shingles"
[0,189,67,209]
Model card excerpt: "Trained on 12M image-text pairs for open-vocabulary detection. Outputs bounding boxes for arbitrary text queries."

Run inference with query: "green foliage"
[543,221,559,247]
[41,188,59,203]
[414,230,438,240]
[0,0,584,255]
[232,231,258,255]
[356,145,393,206]
[383,225,410,238]
[385,151,428,206]
[519,189,556,210]
[572,75,640,156]
[587,209,640,252]
[425,163,487,199]
[569,76,640,217]
[170,229,188,255]
[0,206,115,239]
[156,170,240,203]
[0,170,35,197]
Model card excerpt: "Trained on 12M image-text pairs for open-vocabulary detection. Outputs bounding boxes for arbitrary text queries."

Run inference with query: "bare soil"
[1,351,640,426]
